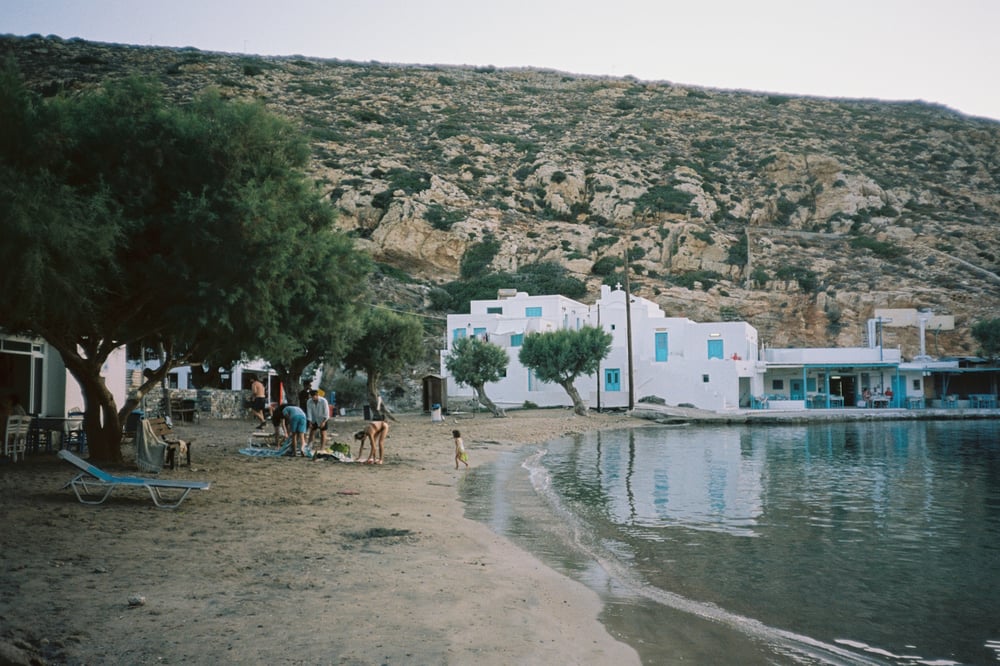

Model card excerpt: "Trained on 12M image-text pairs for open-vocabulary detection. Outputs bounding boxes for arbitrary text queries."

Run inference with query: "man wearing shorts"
[306,389,330,451]
[250,377,267,429]
[282,404,308,457]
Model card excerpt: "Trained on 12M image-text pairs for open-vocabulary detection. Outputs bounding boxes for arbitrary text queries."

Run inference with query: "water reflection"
[472,421,1000,665]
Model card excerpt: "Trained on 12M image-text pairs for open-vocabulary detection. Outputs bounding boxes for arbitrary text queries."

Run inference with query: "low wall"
[135,388,249,420]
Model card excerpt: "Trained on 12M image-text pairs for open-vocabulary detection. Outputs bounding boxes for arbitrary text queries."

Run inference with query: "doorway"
[830,375,857,406]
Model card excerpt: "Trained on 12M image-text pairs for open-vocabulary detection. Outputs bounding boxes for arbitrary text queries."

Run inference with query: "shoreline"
[0,409,641,665]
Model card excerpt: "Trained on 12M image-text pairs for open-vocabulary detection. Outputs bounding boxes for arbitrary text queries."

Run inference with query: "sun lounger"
[58,450,210,509]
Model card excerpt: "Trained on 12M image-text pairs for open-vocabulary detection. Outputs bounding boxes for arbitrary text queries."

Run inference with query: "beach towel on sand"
[238,436,292,458]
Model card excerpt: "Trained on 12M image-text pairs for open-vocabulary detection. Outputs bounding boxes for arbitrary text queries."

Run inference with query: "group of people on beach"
[247,376,469,468]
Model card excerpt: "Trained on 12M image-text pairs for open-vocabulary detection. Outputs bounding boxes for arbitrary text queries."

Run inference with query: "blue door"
[790,379,804,400]
[707,339,724,359]
[655,332,668,362]
[605,368,621,392]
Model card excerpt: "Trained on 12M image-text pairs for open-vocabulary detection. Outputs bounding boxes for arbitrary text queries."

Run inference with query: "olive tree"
[518,326,613,416]
[445,336,509,417]
[342,309,424,420]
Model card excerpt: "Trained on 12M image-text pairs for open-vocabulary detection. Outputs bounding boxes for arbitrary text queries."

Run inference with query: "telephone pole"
[623,245,635,411]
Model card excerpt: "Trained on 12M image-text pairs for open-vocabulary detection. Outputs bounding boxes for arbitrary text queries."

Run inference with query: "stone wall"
[134,388,249,420]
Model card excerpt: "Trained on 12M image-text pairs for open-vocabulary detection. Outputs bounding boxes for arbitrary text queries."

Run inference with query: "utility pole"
[595,302,602,412]
[623,245,635,411]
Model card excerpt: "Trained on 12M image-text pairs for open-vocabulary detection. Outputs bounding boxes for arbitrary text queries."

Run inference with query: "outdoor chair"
[58,449,210,509]
[3,415,31,462]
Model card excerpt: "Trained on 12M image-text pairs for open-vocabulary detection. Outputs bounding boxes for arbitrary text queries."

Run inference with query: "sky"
[6,0,1000,121]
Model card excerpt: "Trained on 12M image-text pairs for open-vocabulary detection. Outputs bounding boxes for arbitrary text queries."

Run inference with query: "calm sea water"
[461,420,1000,665]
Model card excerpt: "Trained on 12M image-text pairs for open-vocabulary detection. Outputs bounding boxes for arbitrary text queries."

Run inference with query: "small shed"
[422,374,447,413]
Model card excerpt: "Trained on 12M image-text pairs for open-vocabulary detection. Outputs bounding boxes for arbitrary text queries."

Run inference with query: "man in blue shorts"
[282,403,308,457]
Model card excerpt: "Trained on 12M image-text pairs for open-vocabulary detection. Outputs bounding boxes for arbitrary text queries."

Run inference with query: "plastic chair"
[3,415,31,462]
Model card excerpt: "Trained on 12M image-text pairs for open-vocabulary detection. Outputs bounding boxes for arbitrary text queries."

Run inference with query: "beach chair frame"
[58,450,210,509]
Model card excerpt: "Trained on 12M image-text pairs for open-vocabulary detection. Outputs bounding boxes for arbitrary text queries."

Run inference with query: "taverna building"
[442,285,761,412]
[441,287,949,412]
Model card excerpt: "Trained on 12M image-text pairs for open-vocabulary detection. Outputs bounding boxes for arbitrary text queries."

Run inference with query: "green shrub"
[424,204,464,231]
[670,270,723,290]
[726,235,748,265]
[587,235,618,253]
[751,267,770,286]
[386,168,431,194]
[635,185,694,214]
[850,236,904,259]
[775,265,818,292]
[460,235,501,278]
[591,256,621,276]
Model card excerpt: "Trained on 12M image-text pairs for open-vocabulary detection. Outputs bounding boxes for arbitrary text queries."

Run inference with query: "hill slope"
[5,34,999,357]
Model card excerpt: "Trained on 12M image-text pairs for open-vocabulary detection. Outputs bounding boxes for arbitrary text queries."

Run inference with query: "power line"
[368,303,448,321]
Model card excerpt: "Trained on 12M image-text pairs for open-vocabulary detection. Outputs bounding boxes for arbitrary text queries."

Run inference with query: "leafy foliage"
[971,318,1000,359]
[460,235,501,278]
[0,65,366,460]
[444,336,509,416]
[342,308,424,413]
[435,261,586,312]
[518,326,612,415]
[424,203,464,231]
[635,185,695,215]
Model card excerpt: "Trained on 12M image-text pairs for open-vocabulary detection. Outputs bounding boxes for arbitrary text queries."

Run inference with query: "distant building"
[0,330,126,417]
[442,288,980,412]
[442,285,760,411]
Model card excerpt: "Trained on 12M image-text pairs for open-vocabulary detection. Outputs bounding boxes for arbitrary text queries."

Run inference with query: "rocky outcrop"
[5,34,1000,356]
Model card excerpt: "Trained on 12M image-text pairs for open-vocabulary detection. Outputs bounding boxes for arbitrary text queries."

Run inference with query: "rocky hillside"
[5,34,1000,358]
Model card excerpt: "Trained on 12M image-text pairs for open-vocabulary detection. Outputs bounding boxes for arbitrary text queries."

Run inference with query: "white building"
[0,331,126,417]
[441,288,957,413]
[442,286,761,411]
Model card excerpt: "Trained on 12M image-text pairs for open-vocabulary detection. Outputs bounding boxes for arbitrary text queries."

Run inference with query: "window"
[510,333,524,347]
[707,339,724,359]
[654,332,668,362]
[473,327,487,340]
[772,379,784,390]
[525,306,542,317]
[452,328,467,340]
[486,307,502,314]
[912,379,921,390]
[702,374,710,383]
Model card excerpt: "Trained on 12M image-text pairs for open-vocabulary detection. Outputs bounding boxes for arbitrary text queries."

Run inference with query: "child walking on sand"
[453,429,469,469]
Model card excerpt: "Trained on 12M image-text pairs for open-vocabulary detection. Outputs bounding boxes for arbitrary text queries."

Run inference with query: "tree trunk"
[116,362,173,424]
[472,384,506,417]
[365,373,395,421]
[561,380,589,416]
[65,356,123,463]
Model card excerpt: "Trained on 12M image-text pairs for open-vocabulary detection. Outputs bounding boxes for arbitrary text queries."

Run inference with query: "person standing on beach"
[306,389,330,451]
[354,421,389,464]
[282,403,308,457]
[250,377,267,429]
[453,429,469,469]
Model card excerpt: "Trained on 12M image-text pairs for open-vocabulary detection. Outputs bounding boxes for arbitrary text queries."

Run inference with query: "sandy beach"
[0,409,640,665]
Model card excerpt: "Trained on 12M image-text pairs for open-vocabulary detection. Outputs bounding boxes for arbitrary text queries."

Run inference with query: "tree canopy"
[971,318,1000,360]
[518,326,612,415]
[0,61,368,460]
[342,309,424,419]
[444,336,509,416]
